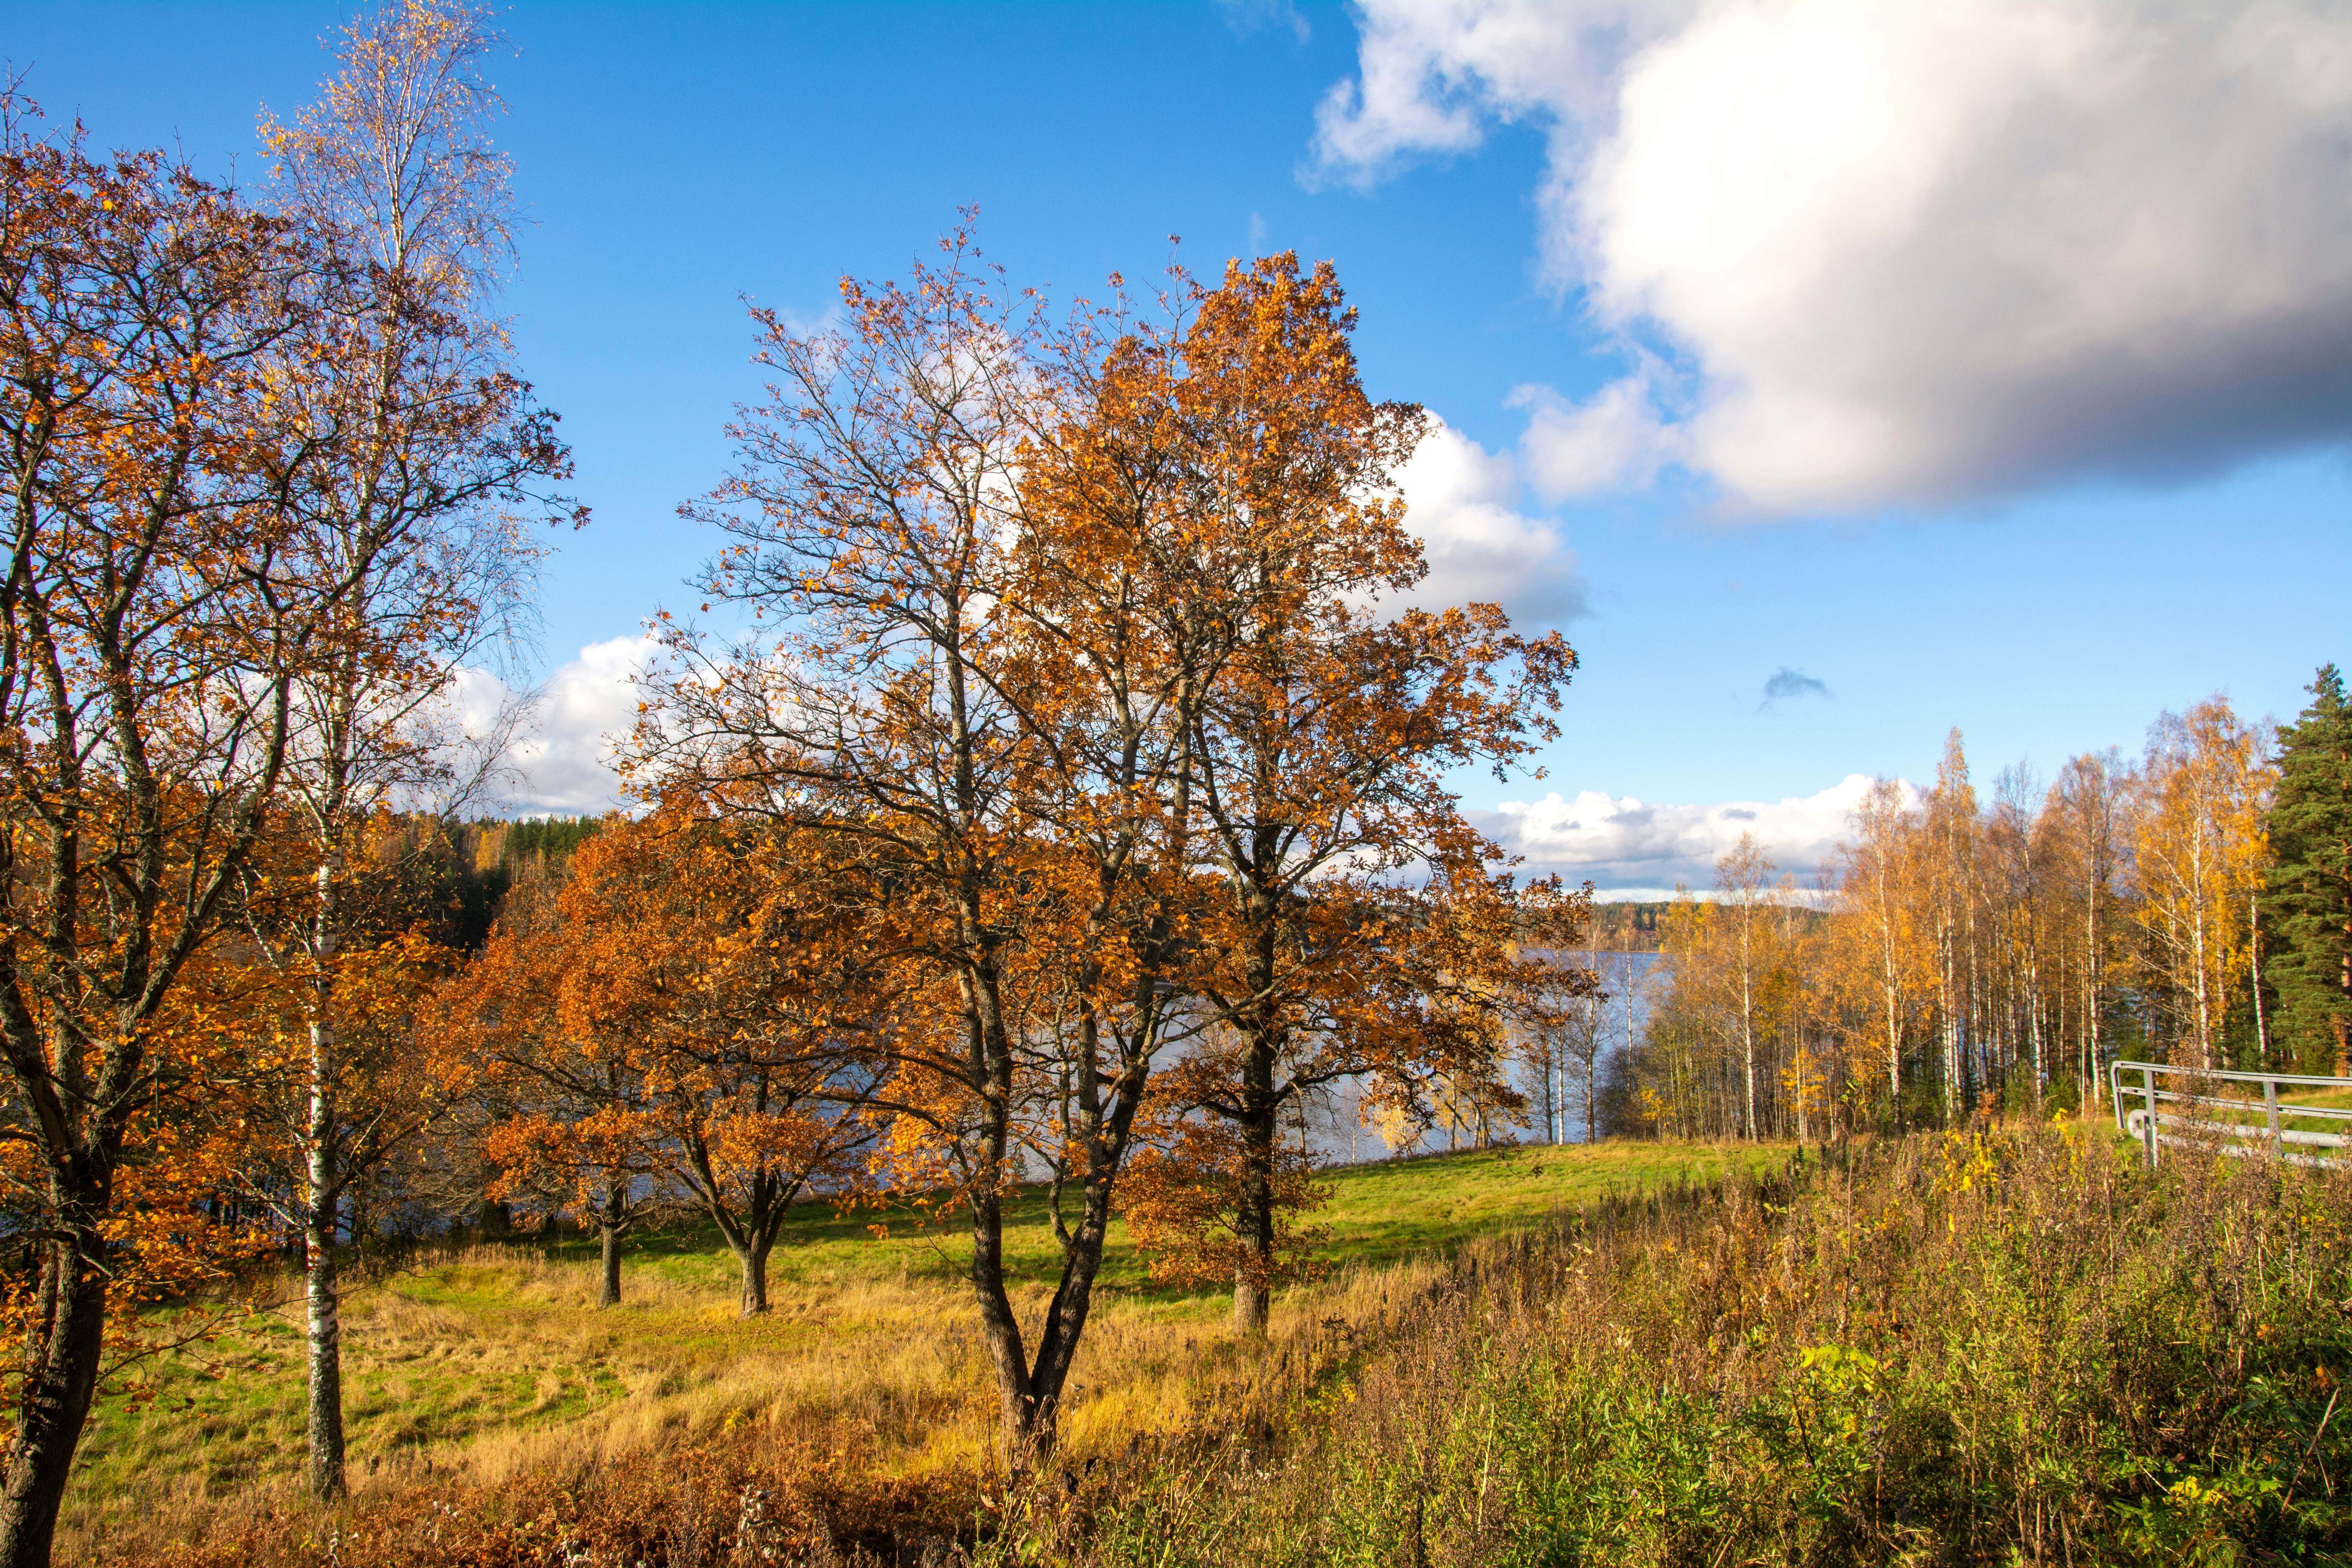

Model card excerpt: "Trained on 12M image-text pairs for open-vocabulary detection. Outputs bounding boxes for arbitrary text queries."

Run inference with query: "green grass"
[1304,1140,1778,1271]
[67,1137,1786,1533]
[522,1136,1787,1298]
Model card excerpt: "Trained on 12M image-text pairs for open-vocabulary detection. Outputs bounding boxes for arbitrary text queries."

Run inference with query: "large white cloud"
[1317,0,2352,514]
[1476,772,1919,893]
[446,635,658,815]
[1392,416,1587,622]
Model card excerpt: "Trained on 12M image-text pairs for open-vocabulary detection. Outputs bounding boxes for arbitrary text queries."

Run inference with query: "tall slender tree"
[1837,779,1924,1116]
[1713,835,1777,1139]
[2131,699,2272,1072]
[249,0,572,1501]
[1924,732,1979,1118]
[2048,750,2125,1102]
[2263,664,2352,1073]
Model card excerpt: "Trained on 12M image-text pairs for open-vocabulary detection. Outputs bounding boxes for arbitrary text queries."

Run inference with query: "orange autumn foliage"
[446,806,886,1316]
[626,236,1588,1453]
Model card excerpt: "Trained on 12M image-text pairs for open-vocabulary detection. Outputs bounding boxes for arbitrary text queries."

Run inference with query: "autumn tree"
[243,0,574,1501]
[441,854,668,1307]
[450,810,884,1317]
[643,234,1581,1432]
[1146,256,1581,1333]
[1982,764,2053,1106]
[2264,664,2352,1073]
[1638,893,1733,1138]
[1836,779,1926,1116]
[1922,732,1980,1118]
[1713,834,1778,1138]
[0,104,316,1568]
[2047,750,2127,1101]
[637,226,1265,1461]
[2129,698,2273,1072]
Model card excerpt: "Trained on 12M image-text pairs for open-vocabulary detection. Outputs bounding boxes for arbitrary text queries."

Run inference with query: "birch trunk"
[304,1082,346,1501]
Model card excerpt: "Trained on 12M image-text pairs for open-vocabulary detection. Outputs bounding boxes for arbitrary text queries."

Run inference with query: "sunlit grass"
[68,1137,1782,1544]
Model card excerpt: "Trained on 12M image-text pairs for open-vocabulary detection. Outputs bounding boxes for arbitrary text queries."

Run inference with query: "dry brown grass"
[60,1138,1782,1563]
[69,1236,1468,1563]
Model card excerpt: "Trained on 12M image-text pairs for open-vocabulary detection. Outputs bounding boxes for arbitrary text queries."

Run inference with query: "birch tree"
[248,0,572,1501]
[1713,834,1777,1139]
[2131,699,2273,1072]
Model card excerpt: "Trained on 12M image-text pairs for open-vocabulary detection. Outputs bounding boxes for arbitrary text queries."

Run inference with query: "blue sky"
[13,0,2347,891]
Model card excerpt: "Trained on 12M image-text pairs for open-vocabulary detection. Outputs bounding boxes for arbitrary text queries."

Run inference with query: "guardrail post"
[2142,1067,2160,1168]
[2267,1078,2283,1157]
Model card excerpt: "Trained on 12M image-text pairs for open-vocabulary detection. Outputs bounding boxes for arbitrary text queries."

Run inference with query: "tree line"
[1609,676,2350,1142]
[0,4,1589,1561]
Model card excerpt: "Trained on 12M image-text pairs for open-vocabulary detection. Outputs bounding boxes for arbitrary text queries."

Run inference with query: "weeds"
[1040,1122,2352,1566]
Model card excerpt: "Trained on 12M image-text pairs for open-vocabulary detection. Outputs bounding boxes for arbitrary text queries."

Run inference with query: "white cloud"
[1477,772,1918,891]
[1317,0,2352,514]
[1509,365,1681,498]
[1310,2,1655,178]
[1392,416,1587,622]
[448,635,659,815]
[1220,0,1311,42]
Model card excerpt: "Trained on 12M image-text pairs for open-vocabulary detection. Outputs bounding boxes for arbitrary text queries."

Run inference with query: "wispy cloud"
[1760,666,1830,708]
[1218,0,1308,44]
[1474,773,1917,894]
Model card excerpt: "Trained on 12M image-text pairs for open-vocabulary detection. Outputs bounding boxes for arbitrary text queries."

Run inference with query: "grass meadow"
[1053,1120,2352,1568]
[71,1140,1781,1562]
[71,1120,2352,1565]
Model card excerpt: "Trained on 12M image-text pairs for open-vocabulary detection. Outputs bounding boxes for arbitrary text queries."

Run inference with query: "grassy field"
[67,1138,1784,1553]
[1049,1120,2352,1568]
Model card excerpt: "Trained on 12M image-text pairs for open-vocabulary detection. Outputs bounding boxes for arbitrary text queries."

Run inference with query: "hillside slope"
[70,1139,1784,1555]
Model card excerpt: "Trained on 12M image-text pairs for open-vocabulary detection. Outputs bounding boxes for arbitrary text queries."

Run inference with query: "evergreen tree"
[2263,664,2352,1073]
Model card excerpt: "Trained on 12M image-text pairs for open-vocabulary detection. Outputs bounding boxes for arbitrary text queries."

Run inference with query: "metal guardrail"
[2110,1059,2352,1169]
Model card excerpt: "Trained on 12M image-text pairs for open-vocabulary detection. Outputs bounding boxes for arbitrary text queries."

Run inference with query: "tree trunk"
[2251,892,2270,1066]
[0,1236,108,1568]
[599,1223,623,1308]
[1232,1256,1270,1338]
[734,1240,770,1318]
[1232,1027,1279,1338]
[966,978,1142,1472]
[1737,903,1757,1140]
[1232,1126,1277,1336]
[597,1176,626,1308]
[305,1020,347,1502]
[2086,851,2103,1105]
[969,1181,1045,1466]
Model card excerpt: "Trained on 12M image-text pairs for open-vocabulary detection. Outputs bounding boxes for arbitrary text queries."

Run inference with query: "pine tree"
[2263,664,2352,1073]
